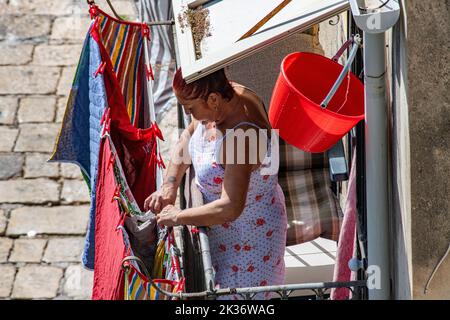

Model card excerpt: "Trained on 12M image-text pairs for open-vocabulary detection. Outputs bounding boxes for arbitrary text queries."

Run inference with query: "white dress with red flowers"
[189,121,287,300]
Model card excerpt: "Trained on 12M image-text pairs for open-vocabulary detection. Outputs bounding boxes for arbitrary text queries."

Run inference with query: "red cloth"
[330,146,357,300]
[92,138,126,300]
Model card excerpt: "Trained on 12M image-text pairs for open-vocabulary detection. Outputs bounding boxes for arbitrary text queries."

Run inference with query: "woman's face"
[175,91,217,122]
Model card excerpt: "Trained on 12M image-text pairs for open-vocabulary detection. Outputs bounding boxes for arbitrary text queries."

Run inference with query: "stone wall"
[406,0,450,299]
[0,0,137,300]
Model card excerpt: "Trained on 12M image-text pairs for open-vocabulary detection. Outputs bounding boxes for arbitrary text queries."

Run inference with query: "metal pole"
[364,31,390,299]
[198,227,216,298]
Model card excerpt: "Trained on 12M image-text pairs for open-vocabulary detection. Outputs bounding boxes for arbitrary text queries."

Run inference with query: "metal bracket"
[327,139,349,182]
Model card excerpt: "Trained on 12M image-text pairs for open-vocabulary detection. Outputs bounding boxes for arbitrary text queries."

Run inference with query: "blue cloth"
[50,31,91,176]
[50,24,107,270]
[82,36,108,269]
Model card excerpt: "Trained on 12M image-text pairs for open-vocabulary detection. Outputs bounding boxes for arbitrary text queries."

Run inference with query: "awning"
[172,0,349,83]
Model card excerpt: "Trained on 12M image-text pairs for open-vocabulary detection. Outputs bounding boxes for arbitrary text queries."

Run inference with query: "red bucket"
[269,52,364,153]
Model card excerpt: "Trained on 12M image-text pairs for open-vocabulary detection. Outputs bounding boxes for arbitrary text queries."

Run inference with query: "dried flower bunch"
[178,6,212,59]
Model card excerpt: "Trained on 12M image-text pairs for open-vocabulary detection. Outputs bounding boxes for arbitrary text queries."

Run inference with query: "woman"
[144,68,287,300]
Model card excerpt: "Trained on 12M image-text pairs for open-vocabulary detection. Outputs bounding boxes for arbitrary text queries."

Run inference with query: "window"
[173,0,349,82]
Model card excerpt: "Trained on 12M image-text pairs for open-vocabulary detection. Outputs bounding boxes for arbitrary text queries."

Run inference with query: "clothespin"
[107,152,116,169]
[116,212,127,230]
[152,122,164,141]
[100,107,111,137]
[141,23,151,41]
[94,61,106,78]
[146,64,154,81]
[111,184,121,203]
[100,107,110,126]
[157,153,166,169]
[92,16,101,32]
[101,117,111,137]
[88,4,99,20]
[191,227,199,234]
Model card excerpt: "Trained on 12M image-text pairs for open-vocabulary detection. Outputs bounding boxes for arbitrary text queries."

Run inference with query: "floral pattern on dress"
[189,122,287,300]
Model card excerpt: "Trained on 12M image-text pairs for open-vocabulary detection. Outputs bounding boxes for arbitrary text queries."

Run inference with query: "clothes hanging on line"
[50,5,155,270]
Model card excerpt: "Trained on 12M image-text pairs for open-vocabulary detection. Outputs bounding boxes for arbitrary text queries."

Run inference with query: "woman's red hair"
[173,68,234,101]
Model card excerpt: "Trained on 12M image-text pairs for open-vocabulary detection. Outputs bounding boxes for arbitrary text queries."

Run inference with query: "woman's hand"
[143,184,177,213]
[156,205,182,227]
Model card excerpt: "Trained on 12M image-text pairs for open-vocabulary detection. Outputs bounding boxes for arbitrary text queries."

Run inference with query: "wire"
[335,69,352,115]
[359,0,391,12]
[424,243,450,294]
[105,0,123,21]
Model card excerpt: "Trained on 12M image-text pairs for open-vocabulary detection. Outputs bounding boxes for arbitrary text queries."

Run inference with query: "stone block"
[18,96,56,123]
[9,239,47,263]
[24,153,59,178]
[0,209,7,235]
[0,265,16,298]
[0,44,33,65]
[0,238,13,262]
[0,153,24,180]
[43,237,84,263]
[0,96,18,125]
[50,16,91,42]
[14,123,60,152]
[61,180,90,203]
[0,15,51,41]
[63,264,93,299]
[33,44,82,66]
[0,127,19,152]
[0,178,60,204]
[7,206,89,236]
[12,265,63,299]
[4,0,80,15]
[0,66,60,95]
[55,96,68,123]
[60,163,82,179]
[57,66,76,96]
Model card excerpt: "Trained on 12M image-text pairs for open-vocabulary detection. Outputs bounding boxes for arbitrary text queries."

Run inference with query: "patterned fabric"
[50,6,152,269]
[123,227,185,301]
[96,11,149,128]
[279,138,329,171]
[152,228,184,283]
[278,168,342,246]
[124,263,183,300]
[189,122,287,300]
[138,0,177,122]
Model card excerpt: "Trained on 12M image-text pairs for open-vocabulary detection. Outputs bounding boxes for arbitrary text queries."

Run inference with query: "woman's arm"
[175,162,252,226]
[144,119,198,212]
[157,125,259,226]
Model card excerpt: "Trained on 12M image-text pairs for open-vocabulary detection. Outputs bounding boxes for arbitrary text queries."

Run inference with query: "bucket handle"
[320,34,362,109]
[332,37,354,63]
